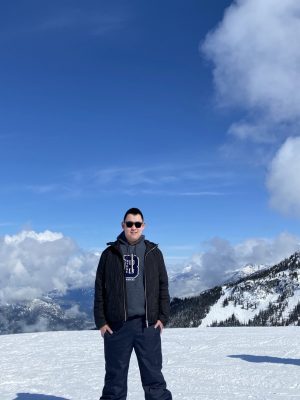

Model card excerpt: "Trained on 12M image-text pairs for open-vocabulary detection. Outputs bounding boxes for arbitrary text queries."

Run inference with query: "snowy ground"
[1,327,300,400]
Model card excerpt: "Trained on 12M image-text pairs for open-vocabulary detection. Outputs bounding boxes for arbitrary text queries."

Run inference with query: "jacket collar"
[107,239,157,253]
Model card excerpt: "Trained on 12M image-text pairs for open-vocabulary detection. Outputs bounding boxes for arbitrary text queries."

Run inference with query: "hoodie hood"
[117,231,145,246]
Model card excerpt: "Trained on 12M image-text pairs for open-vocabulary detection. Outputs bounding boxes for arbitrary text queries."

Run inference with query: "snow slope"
[1,327,300,400]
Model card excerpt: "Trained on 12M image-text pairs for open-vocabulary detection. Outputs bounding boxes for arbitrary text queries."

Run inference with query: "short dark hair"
[123,207,144,222]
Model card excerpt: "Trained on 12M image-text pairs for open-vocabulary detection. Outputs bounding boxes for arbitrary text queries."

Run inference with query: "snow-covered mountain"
[169,260,269,297]
[0,289,94,335]
[169,252,300,327]
[169,262,203,297]
[2,252,300,334]
[223,263,270,284]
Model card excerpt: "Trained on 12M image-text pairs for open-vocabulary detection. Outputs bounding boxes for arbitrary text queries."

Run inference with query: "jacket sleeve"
[157,249,171,325]
[94,250,107,329]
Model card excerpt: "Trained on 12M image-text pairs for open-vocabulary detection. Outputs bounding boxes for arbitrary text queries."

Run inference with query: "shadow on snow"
[228,354,300,366]
[13,394,70,400]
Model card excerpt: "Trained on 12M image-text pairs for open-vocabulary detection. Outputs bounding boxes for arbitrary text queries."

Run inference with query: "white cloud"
[266,137,300,215]
[4,230,63,244]
[64,304,87,319]
[227,121,276,144]
[21,316,50,334]
[169,232,300,297]
[0,230,98,304]
[232,232,300,265]
[202,0,300,218]
[202,0,300,142]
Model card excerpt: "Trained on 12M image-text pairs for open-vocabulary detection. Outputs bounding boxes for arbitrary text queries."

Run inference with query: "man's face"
[122,213,145,244]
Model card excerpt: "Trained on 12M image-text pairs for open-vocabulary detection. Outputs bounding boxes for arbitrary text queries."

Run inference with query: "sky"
[1,0,300,302]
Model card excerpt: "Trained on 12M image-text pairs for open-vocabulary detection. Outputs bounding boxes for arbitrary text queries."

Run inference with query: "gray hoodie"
[117,231,146,318]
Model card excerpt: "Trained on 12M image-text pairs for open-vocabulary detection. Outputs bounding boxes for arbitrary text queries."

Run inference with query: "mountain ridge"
[169,252,300,327]
[1,252,300,334]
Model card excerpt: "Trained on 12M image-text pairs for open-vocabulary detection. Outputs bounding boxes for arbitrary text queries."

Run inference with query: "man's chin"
[128,234,141,243]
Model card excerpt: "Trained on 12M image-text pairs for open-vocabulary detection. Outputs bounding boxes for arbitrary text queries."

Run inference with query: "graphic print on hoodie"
[123,254,139,280]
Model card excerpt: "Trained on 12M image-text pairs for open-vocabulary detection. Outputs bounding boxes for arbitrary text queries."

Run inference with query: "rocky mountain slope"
[169,252,300,327]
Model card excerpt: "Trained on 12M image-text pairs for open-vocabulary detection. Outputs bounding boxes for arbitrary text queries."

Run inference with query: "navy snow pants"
[100,317,172,400]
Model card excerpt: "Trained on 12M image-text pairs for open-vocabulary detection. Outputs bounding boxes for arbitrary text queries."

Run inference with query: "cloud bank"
[170,232,300,297]
[1,230,299,302]
[0,230,98,304]
[201,233,300,286]
[202,232,300,285]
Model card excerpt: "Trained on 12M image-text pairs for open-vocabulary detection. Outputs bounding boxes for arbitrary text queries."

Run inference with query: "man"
[94,207,172,400]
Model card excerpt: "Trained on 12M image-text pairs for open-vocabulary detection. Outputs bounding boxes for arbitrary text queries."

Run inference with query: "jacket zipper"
[144,245,158,328]
[123,274,127,322]
[115,247,127,322]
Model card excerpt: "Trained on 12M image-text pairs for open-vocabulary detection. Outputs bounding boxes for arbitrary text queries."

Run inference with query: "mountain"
[0,289,95,335]
[48,287,94,316]
[169,252,300,327]
[169,260,270,298]
[2,252,300,334]
[169,262,203,297]
[223,263,269,284]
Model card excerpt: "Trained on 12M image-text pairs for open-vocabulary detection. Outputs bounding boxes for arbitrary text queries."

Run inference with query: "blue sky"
[1,0,300,266]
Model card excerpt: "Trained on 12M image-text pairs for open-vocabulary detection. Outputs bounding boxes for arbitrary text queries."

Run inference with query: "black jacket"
[94,239,170,329]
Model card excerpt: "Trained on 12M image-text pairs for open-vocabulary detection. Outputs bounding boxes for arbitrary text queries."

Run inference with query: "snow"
[199,259,300,327]
[1,327,300,400]
[200,286,281,327]
[225,264,270,283]
[281,288,300,320]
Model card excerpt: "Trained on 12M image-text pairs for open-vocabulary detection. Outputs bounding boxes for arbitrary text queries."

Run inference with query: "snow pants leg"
[100,317,172,400]
[100,321,133,400]
[133,319,172,400]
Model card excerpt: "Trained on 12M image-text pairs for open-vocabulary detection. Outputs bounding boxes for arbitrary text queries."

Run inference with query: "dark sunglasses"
[124,221,143,228]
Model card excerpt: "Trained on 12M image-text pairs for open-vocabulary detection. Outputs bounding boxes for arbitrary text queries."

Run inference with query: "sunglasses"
[124,221,143,228]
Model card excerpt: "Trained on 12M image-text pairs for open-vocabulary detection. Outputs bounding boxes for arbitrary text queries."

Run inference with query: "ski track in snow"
[1,327,300,400]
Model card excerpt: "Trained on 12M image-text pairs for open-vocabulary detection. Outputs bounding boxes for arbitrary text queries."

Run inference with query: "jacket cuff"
[158,315,168,326]
[95,319,107,330]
